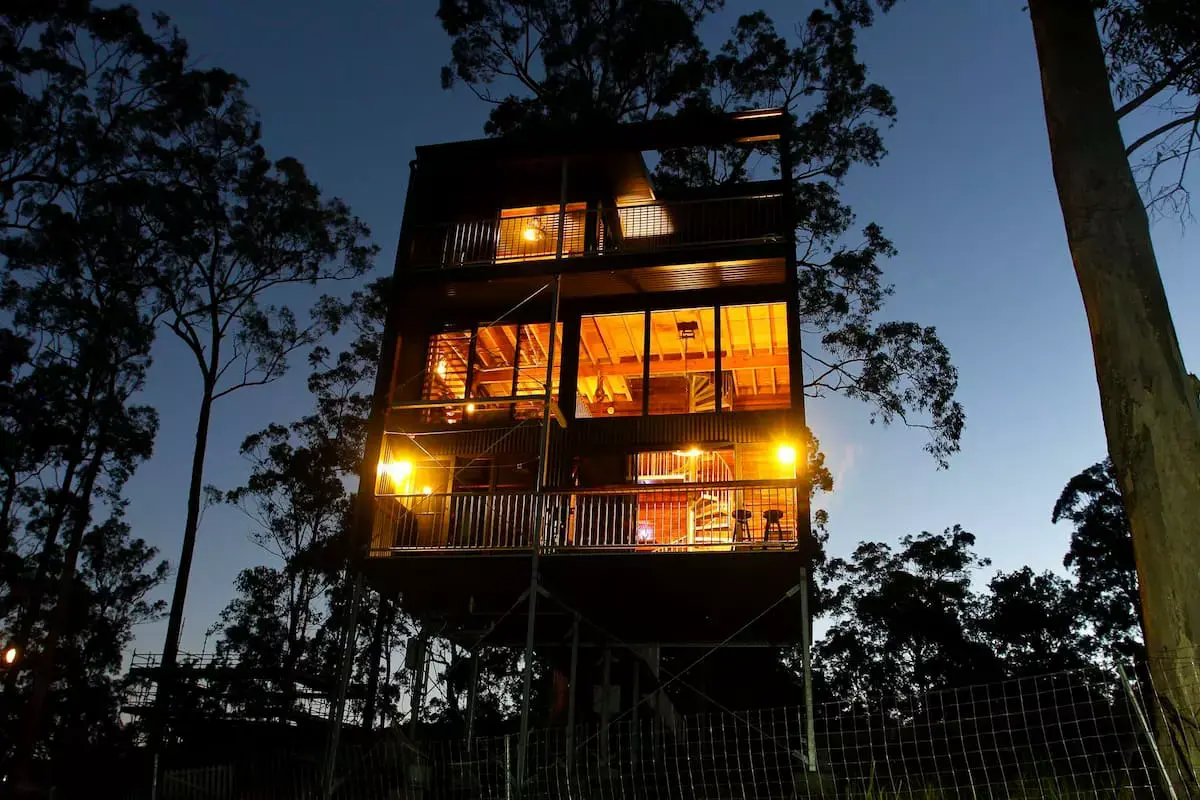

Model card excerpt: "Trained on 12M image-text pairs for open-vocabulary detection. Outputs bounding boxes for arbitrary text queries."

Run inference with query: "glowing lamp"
[422,485,433,496]
[776,444,797,465]
[435,359,447,378]
[377,459,413,487]
[3,647,18,665]
[522,226,542,242]
[466,403,476,414]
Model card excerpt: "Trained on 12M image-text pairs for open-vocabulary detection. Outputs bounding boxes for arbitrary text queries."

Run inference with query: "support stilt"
[466,648,481,746]
[323,568,365,800]
[409,628,430,740]
[566,613,580,770]
[600,645,613,767]
[631,654,641,765]
[515,552,540,792]
[799,566,817,772]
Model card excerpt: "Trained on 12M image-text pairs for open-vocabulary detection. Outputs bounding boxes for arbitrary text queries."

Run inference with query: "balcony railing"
[408,195,785,270]
[370,479,802,554]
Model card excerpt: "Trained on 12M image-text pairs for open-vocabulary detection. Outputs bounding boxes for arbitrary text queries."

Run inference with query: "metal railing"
[370,479,802,554]
[408,195,785,269]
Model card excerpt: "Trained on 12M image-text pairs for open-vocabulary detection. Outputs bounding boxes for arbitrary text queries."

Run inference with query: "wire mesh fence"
[136,655,1200,799]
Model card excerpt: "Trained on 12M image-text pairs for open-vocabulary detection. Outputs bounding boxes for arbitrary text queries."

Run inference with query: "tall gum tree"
[1028,0,1200,788]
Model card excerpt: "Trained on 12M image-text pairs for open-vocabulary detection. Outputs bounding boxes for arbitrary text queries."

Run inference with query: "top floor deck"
[398,110,793,282]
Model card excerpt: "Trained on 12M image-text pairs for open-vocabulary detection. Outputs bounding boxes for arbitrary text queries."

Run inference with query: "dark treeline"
[1,0,1190,795]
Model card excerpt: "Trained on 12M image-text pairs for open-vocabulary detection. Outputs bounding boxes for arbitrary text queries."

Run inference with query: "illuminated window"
[420,330,471,423]
[422,323,562,423]
[515,322,563,419]
[647,307,715,415]
[719,302,790,412]
[574,302,791,419]
[576,312,645,418]
[468,323,517,423]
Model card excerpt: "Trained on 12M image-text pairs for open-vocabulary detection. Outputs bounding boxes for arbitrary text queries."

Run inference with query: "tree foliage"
[1100,0,1200,215]
[142,66,378,741]
[1053,458,1143,661]
[437,0,962,466]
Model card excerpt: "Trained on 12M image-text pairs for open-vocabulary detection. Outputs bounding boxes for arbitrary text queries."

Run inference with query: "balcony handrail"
[407,193,787,270]
[377,477,802,499]
[390,396,567,429]
[419,193,784,227]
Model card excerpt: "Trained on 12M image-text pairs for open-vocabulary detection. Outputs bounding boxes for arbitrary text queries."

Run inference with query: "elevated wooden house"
[356,110,817,738]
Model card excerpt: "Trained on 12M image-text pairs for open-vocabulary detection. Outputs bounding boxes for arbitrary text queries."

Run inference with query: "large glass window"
[421,322,562,423]
[574,301,790,419]
[720,302,790,412]
[576,312,645,417]
[647,307,716,415]
[515,322,563,419]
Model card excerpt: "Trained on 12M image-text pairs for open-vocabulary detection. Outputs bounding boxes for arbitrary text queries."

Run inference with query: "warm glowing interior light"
[776,444,797,465]
[522,225,542,242]
[3,647,17,665]
[422,485,433,496]
[377,460,413,485]
[674,447,703,458]
[466,403,476,414]
[435,359,447,378]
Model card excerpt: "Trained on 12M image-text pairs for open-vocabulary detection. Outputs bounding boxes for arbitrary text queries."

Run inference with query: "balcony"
[369,479,803,555]
[408,195,785,270]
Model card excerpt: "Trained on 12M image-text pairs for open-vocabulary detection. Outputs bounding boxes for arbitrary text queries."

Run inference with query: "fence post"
[1118,662,1180,800]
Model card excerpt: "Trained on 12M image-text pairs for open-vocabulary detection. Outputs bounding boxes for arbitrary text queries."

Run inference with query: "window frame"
[575,300,790,419]
[420,321,564,422]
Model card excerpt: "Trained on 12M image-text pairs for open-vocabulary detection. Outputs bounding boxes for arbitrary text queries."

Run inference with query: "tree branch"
[1115,49,1200,120]
[1126,106,1200,156]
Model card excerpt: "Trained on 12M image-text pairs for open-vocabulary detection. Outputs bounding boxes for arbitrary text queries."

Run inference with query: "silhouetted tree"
[816,527,1002,701]
[143,76,377,748]
[1053,459,1143,662]
[980,567,1091,676]
[0,3,195,777]
[1027,1,1200,784]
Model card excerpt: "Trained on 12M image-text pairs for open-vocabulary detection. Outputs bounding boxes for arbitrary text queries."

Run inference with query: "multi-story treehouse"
[351,109,819,783]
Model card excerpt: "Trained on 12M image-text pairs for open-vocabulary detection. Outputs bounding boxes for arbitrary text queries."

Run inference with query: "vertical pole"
[631,653,641,766]
[516,552,540,795]
[323,568,365,800]
[409,628,430,741]
[516,157,566,794]
[466,648,481,746]
[799,567,817,773]
[600,645,613,767]
[566,614,580,769]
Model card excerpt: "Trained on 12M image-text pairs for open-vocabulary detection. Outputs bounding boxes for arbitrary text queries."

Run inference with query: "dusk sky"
[121,0,1198,656]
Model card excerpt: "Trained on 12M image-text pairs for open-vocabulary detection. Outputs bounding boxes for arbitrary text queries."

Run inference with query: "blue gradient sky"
[121,0,1198,655]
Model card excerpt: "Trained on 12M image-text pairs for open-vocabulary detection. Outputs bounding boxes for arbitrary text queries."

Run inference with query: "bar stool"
[763,509,785,541]
[733,509,752,542]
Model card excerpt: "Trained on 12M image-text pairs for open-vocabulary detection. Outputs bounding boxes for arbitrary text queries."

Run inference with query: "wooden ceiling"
[576,303,789,406]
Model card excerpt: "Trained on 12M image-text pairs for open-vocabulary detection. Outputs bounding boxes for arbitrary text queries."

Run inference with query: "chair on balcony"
[732,509,752,543]
[763,509,785,542]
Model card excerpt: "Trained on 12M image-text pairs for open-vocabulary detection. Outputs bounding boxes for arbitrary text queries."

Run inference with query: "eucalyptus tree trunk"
[1029,0,1200,789]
